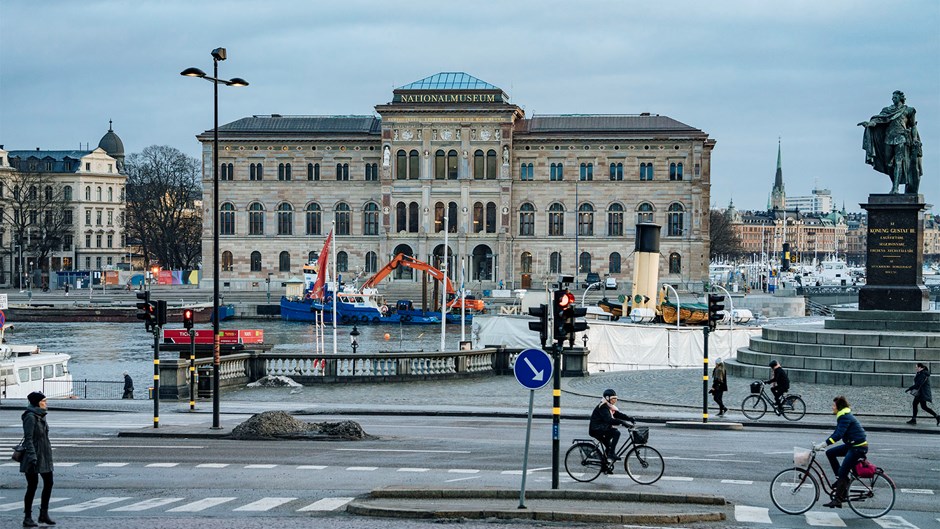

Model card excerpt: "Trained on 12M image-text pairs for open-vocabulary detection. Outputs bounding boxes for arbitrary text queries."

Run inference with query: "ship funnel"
[630,223,661,321]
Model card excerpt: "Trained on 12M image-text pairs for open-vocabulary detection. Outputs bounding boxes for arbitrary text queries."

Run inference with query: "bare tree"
[709,209,743,260]
[124,145,203,270]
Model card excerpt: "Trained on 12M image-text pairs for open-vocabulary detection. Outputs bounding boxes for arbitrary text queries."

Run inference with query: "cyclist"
[815,395,868,509]
[589,389,635,469]
[766,360,790,413]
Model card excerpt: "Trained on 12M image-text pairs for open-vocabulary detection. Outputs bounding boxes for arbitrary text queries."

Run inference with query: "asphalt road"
[1,408,937,528]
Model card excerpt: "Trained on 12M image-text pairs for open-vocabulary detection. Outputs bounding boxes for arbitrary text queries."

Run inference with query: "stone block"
[799,344,822,357]
[844,334,881,347]
[853,373,902,387]
[826,320,887,331]
[913,348,940,361]
[832,359,873,373]
[802,357,831,370]
[879,335,927,348]
[795,332,819,344]
[763,328,780,341]
[788,369,816,383]
[885,321,940,332]
[737,350,764,366]
[851,347,890,360]
[927,335,940,348]
[874,361,913,374]
[782,356,804,369]
[777,330,801,343]
[820,345,852,358]
[749,338,771,354]
[816,371,852,386]
[816,333,846,345]
[888,348,915,360]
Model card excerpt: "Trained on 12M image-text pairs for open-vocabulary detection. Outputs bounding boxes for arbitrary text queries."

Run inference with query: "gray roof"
[98,129,124,156]
[7,150,91,160]
[212,115,381,135]
[516,115,703,134]
[397,72,499,91]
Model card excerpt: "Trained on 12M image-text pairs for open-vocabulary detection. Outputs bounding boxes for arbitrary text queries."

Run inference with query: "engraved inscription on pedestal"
[866,219,917,285]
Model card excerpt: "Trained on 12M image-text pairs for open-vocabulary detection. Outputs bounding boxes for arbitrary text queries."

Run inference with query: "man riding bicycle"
[766,360,790,413]
[815,395,868,509]
[589,389,635,467]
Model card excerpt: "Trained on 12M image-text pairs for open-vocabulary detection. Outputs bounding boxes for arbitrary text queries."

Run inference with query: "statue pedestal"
[858,194,929,311]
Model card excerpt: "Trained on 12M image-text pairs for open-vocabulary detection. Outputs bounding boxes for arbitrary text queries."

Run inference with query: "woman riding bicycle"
[589,389,635,466]
[815,395,868,509]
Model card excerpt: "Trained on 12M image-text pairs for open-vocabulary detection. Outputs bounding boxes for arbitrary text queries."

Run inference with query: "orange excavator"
[361,253,485,312]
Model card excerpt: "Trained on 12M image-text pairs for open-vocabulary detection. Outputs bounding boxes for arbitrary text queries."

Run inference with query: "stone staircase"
[726,310,940,387]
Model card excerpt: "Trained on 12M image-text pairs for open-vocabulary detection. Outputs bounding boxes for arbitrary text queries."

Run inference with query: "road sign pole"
[552,341,561,489]
[153,325,160,429]
[189,329,196,411]
[703,326,709,424]
[518,389,535,509]
[512,348,553,500]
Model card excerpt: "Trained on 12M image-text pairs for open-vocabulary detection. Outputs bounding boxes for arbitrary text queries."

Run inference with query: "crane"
[362,253,485,312]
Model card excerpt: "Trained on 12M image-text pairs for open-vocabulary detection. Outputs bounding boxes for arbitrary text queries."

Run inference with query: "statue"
[502,145,509,165]
[382,146,390,167]
[859,90,922,194]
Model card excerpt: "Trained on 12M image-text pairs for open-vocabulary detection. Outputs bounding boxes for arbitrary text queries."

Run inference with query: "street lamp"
[349,325,360,354]
[181,47,248,430]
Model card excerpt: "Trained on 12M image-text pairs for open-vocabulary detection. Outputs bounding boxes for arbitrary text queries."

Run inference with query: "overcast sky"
[1,0,937,212]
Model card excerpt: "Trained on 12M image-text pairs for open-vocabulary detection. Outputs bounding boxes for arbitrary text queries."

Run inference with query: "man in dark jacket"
[906,363,938,426]
[21,391,55,527]
[589,389,635,466]
[123,372,134,399]
[766,360,790,411]
[817,395,867,509]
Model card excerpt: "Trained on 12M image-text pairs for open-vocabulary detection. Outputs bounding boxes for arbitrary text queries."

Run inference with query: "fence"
[44,379,126,400]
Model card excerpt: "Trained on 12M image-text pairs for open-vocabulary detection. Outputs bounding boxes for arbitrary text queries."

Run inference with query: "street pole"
[551,341,561,489]
[702,326,709,424]
[153,325,160,428]
[189,328,196,411]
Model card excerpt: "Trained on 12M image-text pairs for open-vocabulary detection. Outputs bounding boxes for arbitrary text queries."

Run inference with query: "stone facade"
[196,73,714,291]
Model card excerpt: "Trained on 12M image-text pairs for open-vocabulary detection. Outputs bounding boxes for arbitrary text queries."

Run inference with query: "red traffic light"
[183,309,194,330]
[557,292,575,308]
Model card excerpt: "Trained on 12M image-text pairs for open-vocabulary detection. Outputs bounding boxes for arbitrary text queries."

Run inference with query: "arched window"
[63,186,72,201]
[473,150,484,179]
[447,202,458,233]
[434,150,446,179]
[335,203,350,235]
[447,150,458,179]
[220,203,236,235]
[607,203,624,236]
[248,202,265,235]
[521,251,533,274]
[667,203,684,236]
[669,252,681,274]
[335,163,349,181]
[276,203,293,235]
[609,252,622,274]
[434,202,445,232]
[278,163,291,181]
[485,202,497,233]
[307,162,319,181]
[579,163,593,181]
[365,251,378,273]
[364,162,378,181]
[473,202,484,233]
[637,202,654,224]
[578,203,594,236]
[396,202,407,232]
[550,251,562,274]
[250,251,262,272]
[396,150,407,180]
[579,252,591,275]
[408,150,419,179]
[550,162,563,181]
[393,244,414,279]
[221,251,233,272]
[308,251,318,264]
[337,251,348,272]
[107,187,113,201]
[408,202,419,233]
[640,162,653,181]
[548,203,565,236]
[520,162,534,181]
[519,203,535,236]
[305,203,322,235]
[250,163,263,181]
[45,186,53,200]
[279,251,291,272]
[96,187,102,201]
[219,163,232,181]
[609,162,623,181]
[472,245,493,280]
[669,162,683,181]
[85,186,91,200]
[363,203,379,235]
[481,149,495,180]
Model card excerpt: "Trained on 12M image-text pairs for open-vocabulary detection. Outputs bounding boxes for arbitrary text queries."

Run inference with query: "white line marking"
[233,497,297,511]
[447,469,479,474]
[0,498,68,512]
[0,462,19,467]
[768,450,792,455]
[56,462,79,467]
[397,468,429,472]
[708,453,735,457]
[444,476,481,483]
[333,448,470,454]
[145,463,179,468]
[873,515,920,529]
[804,511,846,527]
[52,497,130,512]
[900,488,934,495]
[345,466,378,471]
[661,476,694,481]
[110,498,185,512]
[721,479,754,485]
[296,465,327,470]
[196,463,228,468]
[244,464,277,469]
[297,497,354,512]
[663,456,760,463]
[734,505,772,524]
[96,462,128,467]
[167,497,237,512]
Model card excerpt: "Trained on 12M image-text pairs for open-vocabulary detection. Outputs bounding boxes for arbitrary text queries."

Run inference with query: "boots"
[824,477,848,508]
[37,510,56,525]
[23,513,38,527]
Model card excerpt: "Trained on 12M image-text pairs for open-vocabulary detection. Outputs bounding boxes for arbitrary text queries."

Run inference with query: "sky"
[1,0,938,213]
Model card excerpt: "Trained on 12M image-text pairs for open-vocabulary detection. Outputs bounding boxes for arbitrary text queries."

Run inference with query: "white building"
[786,187,833,215]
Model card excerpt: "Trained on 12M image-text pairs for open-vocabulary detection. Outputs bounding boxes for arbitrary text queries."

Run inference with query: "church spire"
[771,137,786,210]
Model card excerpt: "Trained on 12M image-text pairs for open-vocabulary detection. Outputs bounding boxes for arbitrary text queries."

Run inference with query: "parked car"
[605,277,617,289]
[582,272,601,289]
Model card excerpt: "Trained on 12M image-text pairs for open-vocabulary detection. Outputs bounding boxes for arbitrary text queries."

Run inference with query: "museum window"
[447,150,459,179]
[640,162,653,181]
[365,251,378,273]
[448,202,458,233]
[277,203,293,235]
[337,251,348,273]
[609,162,623,181]
[408,202,419,233]
[85,186,91,200]
[249,202,265,235]
[220,162,234,181]
[308,251,317,263]
[578,204,594,236]
[250,163,263,181]
[307,163,320,181]
[279,251,291,272]
[667,203,684,236]
[549,252,562,274]
[366,162,378,181]
[579,163,593,181]
[669,252,681,274]
[409,150,419,179]
[485,150,497,180]
[520,162,534,181]
[520,252,533,275]
[637,202,654,224]
[335,203,351,235]
[548,203,565,236]
[396,202,407,233]
[609,252,622,274]
[336,163,349,181]
[519,203,535,236]
[434,150,446,179]
[278,163,292,181]
[396,150,407,180]
[473,202,484,233]
[250,251,262,272]
[485,202,496,233]
[669,162,683,181]
[434,202,445,232]
[63,186,72,201]
[579,252,591,275]
[550,163,564,181]
[220,203,235,235]
[474,150,485,179]
[221,251,233,272]
[363,203,379,235]
[305,203,321,235]
[97,187,102,201]
[607,203,624,236]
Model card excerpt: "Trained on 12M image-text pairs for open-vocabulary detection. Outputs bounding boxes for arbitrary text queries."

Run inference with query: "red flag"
[311,229,333,300]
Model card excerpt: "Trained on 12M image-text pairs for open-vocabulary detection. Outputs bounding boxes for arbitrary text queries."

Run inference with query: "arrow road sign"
[514,348,553,390]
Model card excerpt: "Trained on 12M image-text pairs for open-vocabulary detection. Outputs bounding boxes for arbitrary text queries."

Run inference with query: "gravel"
[229,411,371,441]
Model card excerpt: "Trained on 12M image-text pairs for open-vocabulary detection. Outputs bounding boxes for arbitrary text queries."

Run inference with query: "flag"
[311,229,333,300]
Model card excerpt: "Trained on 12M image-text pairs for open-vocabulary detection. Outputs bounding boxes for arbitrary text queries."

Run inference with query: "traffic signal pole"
[702,326,709,424]
[188,329,196,411]
[552,340,561,490]
[153,325,160,428]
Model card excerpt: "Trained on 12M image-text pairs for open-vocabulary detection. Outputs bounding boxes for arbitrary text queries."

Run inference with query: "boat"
[3,302,230,323]
[0,324,73,401]
[659,300,709,325]
[597,298,624,320]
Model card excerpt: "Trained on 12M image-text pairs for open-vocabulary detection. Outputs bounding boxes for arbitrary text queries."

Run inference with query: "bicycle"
[741,380,806,421]
[564,426,664,484]
[770,445,896,518]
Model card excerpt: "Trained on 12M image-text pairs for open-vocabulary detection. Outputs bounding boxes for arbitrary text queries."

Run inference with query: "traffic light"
[707,294,725,330]
[564,306,590,347]
[156,300,168,327]
[183,308,194,330]
[553,289,575,343]
[136,291,152,329]
[527,304,549,348]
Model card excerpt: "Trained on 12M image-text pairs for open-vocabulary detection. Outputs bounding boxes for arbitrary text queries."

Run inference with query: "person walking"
[21,392,55,527]
[906,363,938,426]
[711,358,729,417]
[122,371,134,399]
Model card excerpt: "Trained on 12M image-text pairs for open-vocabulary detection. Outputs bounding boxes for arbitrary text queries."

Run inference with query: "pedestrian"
[122,371,134,399]
[905,363,938,426]
[710,358,728,416]
[21,391,55,527]
[64,283,69,297]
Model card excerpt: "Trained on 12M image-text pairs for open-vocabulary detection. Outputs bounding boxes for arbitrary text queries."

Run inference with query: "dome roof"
[97,120,124,157]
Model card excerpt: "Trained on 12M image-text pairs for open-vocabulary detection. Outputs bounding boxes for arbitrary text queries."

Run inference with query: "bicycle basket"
[750,381,763,394]
[793,447,812,468]
[631,427,650,445]
[854,459,877,478]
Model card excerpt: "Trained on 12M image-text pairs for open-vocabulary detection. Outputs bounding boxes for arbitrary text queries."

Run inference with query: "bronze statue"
[858,90,922,194]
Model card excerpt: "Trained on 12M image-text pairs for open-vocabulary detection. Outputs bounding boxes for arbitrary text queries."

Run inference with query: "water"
[6,320,473,391]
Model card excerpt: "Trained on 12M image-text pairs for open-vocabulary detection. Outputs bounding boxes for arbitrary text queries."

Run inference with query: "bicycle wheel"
[564,442,604,483]
[770,467,819,515]
[624,445,665,485]
[847,471,895,519]
[781,396,806,421]
[741,395,767,420]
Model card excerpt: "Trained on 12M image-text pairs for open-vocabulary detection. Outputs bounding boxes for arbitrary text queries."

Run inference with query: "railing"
[44,379,124,399]
[260,348,498,382]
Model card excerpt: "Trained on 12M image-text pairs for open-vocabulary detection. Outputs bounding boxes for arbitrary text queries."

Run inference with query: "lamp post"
[181,47,248,429]
[350,325,360,354]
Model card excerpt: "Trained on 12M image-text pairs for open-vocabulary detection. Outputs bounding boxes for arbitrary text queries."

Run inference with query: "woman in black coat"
[21,392,55,527]
[906,363,938,426]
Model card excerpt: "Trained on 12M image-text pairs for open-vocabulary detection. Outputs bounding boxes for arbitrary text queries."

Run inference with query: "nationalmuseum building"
[197,72,715,291]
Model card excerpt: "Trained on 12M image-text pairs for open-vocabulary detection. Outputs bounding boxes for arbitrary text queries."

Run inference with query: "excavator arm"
[362,253,485,312]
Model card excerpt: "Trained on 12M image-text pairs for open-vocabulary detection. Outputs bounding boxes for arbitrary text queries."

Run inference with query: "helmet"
[602,389,617,399]
[769,360,779,368]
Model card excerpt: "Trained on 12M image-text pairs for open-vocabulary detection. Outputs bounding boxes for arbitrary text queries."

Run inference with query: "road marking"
[899,488,934,494]
[346,466,378,471]
[0,498,68,511]
[51,497,130,512]
[57,462,79,467]
[661,476,694,481]
[167,497,237,512]
[244,464,278,469]
[77,445,205,449]
[234,497,297,511]
[708,453,735,457]
[196,463,228,468]
[110,498,185,511]
[447,469,479,474]
[397,468,430,472]
[805,511,846,526]
[333,448,471,454]
[873,516,920,528]
[145,463,179,468]
[297,497,354,512]
[721,479,754,485]
[767,451,792,455]
[0,462,18,467]
[663,456,760,463]
[445,476,481,483]
[734,505,772,524]
[96,462,129,467]
[296,465,327,470]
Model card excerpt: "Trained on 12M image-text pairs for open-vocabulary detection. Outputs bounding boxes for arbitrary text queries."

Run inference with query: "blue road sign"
[514,348,553,390]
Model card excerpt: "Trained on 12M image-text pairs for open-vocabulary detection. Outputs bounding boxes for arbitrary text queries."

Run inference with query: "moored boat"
[659,300,709,325]
[0,325,72,401]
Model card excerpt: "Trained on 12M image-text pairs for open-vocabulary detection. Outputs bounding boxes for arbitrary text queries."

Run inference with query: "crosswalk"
[0,495,355,514]
[734,505,929,528]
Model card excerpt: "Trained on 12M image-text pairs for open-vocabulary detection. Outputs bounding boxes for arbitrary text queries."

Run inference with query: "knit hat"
[27,391,46,406]
[715,358,723,365]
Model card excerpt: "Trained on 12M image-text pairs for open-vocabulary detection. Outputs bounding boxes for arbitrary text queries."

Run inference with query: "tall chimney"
[630,223,661,322]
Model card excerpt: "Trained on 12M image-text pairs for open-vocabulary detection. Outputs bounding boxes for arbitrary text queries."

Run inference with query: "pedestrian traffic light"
[156,300,168,327]
[707,294,725,330]
[136,291,152,329]
[183,308,194,330]
[553,289,575,343]
[527,304,549,348]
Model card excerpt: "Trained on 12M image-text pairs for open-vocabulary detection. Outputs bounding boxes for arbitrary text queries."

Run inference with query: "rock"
[246,375,302,388]
[229,412,371,441]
